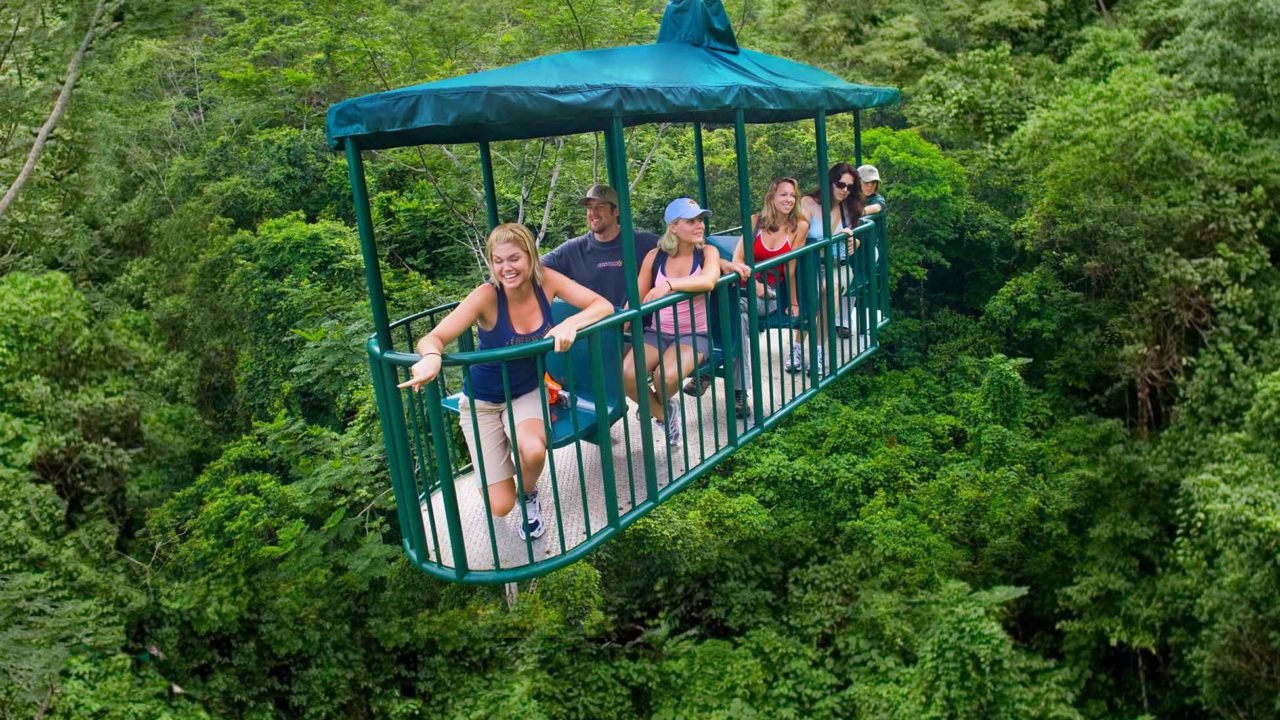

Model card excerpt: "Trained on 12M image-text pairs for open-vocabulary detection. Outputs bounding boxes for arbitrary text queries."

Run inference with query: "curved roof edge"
[327,43,898,150]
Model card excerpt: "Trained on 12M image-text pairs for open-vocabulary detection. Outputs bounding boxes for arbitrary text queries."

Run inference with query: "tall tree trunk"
[0,0,109,219]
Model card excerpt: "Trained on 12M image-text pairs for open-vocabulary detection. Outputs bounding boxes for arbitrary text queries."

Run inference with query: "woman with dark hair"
[792,163,860,373]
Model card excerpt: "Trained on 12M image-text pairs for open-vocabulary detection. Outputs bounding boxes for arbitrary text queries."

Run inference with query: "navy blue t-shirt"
[542,229,659,308]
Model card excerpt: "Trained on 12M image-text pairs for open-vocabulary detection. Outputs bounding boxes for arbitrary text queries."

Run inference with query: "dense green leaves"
[2,0,1279,717]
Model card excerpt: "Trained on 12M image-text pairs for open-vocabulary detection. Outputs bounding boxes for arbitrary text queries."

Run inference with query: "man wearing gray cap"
[542,184,659,309]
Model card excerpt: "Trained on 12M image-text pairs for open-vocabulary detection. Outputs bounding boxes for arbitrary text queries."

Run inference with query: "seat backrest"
[703,235,745,353]
[544,299,624,416]
[705,234,741,262]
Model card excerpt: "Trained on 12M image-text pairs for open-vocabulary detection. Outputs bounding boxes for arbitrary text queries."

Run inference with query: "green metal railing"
[367,213,889,584]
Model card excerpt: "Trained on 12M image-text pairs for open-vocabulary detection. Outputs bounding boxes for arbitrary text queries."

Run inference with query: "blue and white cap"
[663,197,712,224]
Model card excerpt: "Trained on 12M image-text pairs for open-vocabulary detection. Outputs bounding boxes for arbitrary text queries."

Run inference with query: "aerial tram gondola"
[326,0,898,584]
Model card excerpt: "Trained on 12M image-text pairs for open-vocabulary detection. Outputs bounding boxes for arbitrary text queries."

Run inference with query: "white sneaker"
[816,347,827,375]
[654,399,682,446]
[785,342,803,373]
[517,490,544,540]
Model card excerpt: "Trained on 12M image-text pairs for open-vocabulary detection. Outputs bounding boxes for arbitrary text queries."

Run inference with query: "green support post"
[694,122,708,210]
[607,117,658,500]
[345,139,393,353]
[479,141,500,230]
[812,113,831,387]
[368,345,412,558]
[817,112,838,378]
[854,110,863,167]
[347,140,428,566]
[733,110,764,429]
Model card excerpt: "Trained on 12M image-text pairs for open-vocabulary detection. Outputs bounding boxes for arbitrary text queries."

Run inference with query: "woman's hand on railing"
[397,353,442,392]
[719,257,749,283]
[643,279,673,304]
[546,322,579,353]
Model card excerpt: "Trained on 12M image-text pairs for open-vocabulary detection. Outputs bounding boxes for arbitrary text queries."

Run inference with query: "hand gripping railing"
[368,212,888,584]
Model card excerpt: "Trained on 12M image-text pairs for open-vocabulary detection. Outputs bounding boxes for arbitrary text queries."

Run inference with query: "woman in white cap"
[623,198,722,447]
[857,164,886,216]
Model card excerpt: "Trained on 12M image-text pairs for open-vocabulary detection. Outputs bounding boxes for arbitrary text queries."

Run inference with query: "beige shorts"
[456,390,545,486]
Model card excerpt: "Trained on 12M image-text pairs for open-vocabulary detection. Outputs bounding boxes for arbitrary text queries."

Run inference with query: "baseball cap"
[577,184,619,207]
[856,164,881,183]
[663,197,712,224]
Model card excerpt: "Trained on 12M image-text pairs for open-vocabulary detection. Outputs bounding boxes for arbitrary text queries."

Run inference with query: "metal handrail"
[375,224,873,367]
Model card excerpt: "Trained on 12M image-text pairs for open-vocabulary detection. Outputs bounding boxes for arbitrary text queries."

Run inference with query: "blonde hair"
[659,222,707,256]
[485,223,543,286]
[759,177,801,233]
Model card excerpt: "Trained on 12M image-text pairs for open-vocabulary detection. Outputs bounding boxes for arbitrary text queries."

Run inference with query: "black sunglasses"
[833,180,853,190]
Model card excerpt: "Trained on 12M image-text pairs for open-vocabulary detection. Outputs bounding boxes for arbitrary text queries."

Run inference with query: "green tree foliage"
[1,0,1279,717]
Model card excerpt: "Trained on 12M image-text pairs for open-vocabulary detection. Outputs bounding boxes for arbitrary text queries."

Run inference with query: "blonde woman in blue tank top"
[400,224,611,540]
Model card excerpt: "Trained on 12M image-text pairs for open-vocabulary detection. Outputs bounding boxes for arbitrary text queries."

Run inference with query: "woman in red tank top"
[731,177,809,319]
[685,178,809,414]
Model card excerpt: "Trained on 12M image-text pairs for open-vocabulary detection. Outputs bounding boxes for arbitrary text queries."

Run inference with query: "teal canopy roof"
[326,0,899,151]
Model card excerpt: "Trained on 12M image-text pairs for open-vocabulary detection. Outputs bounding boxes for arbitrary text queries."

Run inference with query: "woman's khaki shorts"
[457,390,545,486]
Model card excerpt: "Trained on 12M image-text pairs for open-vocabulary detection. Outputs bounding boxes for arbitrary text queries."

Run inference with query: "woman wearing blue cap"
[622,198,722,447]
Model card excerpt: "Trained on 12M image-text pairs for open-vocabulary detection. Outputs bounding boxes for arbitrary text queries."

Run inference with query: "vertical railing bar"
[867,223,876,351]
[562,348,591,541]
[619,384,638,511]
[653,321,676,488]
[500,363,536,566]
[380,362,429,567]
[534,354,568,555]
[400,361,443,561]
[690,294,708,463]
[763,286,777,417]
[823,241,838,380]
[834,230,844,368]
[403,324,437,492]
[717,283,736,447]
[425,379,471,579]
[370,353,414,559]
[672,296,691,471]
[876,211,888,341]
[733,110,765,429]
[463,368,503,572]
[589,333,620,528]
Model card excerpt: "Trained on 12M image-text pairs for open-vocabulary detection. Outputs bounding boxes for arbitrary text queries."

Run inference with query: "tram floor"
[420,321,876,573]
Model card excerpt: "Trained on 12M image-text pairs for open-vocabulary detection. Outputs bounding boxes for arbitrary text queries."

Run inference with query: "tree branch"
[630,123,670,192]
[0,10,22,75]
[538,138,564,244]
[563,0,587,50]
[0,0,109,219]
